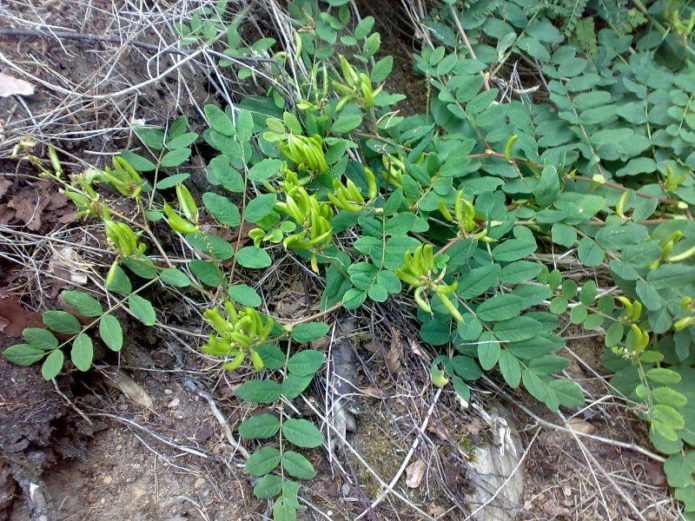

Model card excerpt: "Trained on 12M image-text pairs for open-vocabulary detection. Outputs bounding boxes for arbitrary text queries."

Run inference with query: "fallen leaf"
[0,72,35,97]
[0,179,12,200]
[361,385,385,398]
[405,459,426,488]
[101,368,153,409]
[362,340,378,353]
[567,418,594,434]
[646,460,667,486]
[409,338,428,360]
[386,329,403,375]
[48,246,89,285]
[428,504,445,516]
[0,294,42,337]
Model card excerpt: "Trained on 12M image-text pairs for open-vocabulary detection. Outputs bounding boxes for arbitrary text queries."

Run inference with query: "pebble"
[103,476,113,485]
[164,389,173,395]
[167,398,180,409]
[194,477,206,489]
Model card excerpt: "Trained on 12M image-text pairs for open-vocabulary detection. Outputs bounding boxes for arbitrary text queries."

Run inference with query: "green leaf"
[122,257,158,279]
[535,165,560,206]
[451,355,482,380]
[190,260,223,287]
[282,418,324,448]
[476,294,524,322]
[134,127,165,150]
[291,323,330,343]
[246,447,281,477]
[248,159,283,181]
[166,132,198,150]
[245,194,277,223]
[492,239,537,262]
[41,349,64,379]
[579,281,596,306]
[522,369,547,401]
[62,290,103,317]
[256,344,285,370]
[569,304,588,324]
[128,295,156,326]
[185,232,234,260]
[235,247,272,269]
[253,474,283,499]
[208,156,243,192]
[120,150,155,172]
[282,451,317,479]
[457,264,501,299]
[546,378,584,409]
[203,193,241,226]
[273,497,298,521]
[653,387,688,408]
[647,368,682,385]
[71,334,93,371]
[342,288,366,310]
[228,284,261,307]
[282,374,315,399]
[549,297,568,314]
[493,317,541,342]
[478,339,501,370]
[499,261,542,284]
[105,264,132,295]
[43,310,81,335]
[605,322,624,346]
[665,454,695,488]
[363,32,381,57]
[99,314,123,352]
[204,104,234,136]
[238,414,281,440]
[354,15,375,39]
[160,268,191,288]
[371,56,393,82]
[236,379,281,403]
[551,223,577,248]
[332,114,363,133]
[156,173,190,190]
[499,350,522,387]
[647,264,695,290]
[236,110,254,143]
[23,328,58,350]
[287,350,325,376]
[578,238,604,267]
[3,344,45,366]
[160,148,191,168]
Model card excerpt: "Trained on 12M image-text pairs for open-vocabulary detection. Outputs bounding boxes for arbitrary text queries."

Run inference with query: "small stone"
[118,404,128,411]
[164,389,173,395]
[194,477,206,489]
[103,476,113,485]
[167,398,180,409]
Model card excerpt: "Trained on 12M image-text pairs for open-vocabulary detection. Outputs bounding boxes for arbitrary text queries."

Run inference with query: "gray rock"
[466,404,524,521]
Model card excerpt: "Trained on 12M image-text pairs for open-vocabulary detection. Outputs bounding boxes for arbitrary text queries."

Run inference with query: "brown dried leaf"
[0,72,35,97]
[409,338,428,360]
[0,294,43,337]
[386,329,403,375]
[0,179,12,200]
[567,418,594,434]
[102,369,153,409]
[361,385,385,399]
[362,340,378,353]
[405,459,426,488]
